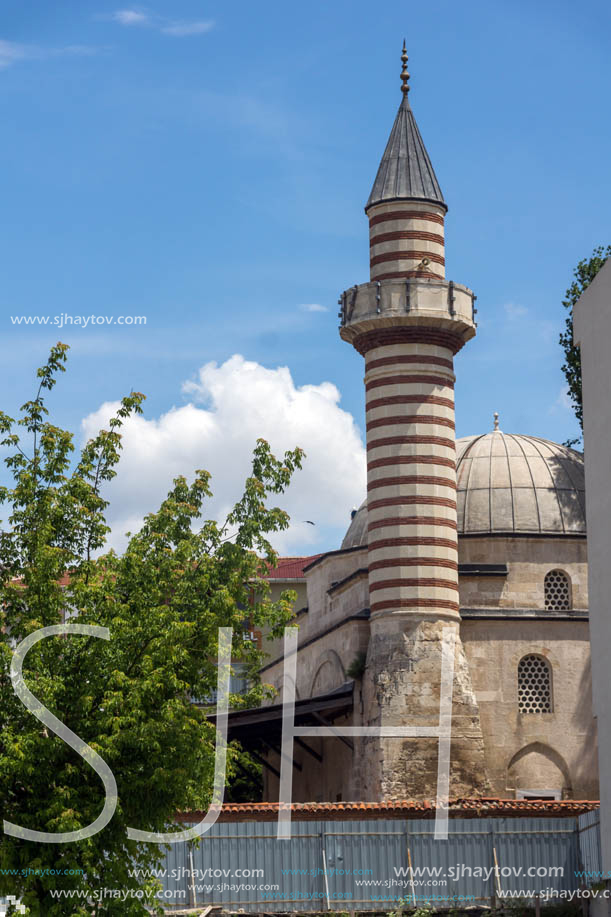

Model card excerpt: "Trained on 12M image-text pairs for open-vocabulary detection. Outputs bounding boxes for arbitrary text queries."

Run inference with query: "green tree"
[0,345,303,915]
[559,244,611,445]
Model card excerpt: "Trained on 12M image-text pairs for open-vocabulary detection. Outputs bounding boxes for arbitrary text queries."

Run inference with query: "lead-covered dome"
[456,432,585,535]
[342,432,585,549]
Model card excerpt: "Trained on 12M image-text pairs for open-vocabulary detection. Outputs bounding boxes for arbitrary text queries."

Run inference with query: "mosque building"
[225,46,597,803]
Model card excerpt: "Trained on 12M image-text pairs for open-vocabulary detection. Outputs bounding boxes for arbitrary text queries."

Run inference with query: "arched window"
[518,655,553,714]
[544,569,571,611]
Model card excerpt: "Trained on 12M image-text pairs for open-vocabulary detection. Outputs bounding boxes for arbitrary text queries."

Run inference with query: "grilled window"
[544,569,571,611]
[518,654,552,714]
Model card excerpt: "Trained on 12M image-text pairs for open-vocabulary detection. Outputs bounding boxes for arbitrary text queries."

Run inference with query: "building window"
[544,569,571,611]
[518,654,552,714]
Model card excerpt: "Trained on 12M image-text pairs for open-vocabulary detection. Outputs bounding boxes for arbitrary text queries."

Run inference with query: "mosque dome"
[341,432,586,549]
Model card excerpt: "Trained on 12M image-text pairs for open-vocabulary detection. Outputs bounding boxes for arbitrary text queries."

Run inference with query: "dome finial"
[400,39,410,95]
[493,411,500,432]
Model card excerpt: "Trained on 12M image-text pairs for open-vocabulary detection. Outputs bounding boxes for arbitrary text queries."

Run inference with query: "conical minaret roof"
[366,43,446,212]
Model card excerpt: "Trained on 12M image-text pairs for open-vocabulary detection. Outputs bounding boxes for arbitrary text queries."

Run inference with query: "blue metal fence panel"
[323,819,408,909]
[578,809,603,885]
[160,840,188,907]
[161,820,326,912]
[157,815,590,912]
[408,819,495,906]
[492,817,579,897]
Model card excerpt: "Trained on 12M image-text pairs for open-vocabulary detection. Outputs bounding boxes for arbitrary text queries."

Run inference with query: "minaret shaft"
[364,340,458,620]
[369,201,446,282]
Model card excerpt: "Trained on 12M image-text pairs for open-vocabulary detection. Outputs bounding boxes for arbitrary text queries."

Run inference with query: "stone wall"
[458,535,588,609]
[462,617,597,798]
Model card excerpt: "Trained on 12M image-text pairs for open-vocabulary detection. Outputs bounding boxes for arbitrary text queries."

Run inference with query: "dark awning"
[206,681,354,743]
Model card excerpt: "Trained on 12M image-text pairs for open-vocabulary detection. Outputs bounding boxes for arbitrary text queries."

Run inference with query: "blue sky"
[0,0,609,554]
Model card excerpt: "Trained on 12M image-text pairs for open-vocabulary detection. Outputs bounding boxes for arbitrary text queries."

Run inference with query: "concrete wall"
[574,258,611,871]
[265,579,308,618]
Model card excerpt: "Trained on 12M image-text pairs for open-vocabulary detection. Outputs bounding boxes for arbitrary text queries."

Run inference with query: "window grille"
[544,569,571,611]
[518,654,552,714]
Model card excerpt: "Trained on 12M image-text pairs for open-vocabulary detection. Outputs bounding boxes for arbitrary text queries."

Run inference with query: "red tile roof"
[263,556,322,580]
[176,798,599,822]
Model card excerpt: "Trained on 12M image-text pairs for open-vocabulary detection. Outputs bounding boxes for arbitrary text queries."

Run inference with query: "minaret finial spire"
[400,39,410,95]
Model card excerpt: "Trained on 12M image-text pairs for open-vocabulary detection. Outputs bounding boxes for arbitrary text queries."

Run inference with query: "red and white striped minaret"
[340,44,488,799]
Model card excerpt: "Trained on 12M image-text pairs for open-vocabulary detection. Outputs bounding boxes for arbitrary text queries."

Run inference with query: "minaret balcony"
[338,277,477,348]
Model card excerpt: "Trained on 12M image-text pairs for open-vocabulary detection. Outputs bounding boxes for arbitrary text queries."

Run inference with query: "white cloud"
[56,45,100,56]
[111,9,150,26]
[0,40,29,69]
[81,355,366,555]
[0,38,100,69]
[552,386,573,412]
[107,9,215,37]
[299,303,328,313]
[161,20,214,36]
[504,303,529,319]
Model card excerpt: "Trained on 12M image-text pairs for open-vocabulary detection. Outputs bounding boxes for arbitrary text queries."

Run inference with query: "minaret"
[340,44,489,799]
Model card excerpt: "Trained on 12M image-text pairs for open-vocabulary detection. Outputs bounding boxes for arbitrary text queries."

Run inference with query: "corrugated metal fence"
[578,809,603,879]
[157,815,598,911]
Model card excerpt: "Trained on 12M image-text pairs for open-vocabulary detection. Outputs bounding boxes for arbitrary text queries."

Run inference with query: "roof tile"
[176,798,598,823]
[264,555,322,580]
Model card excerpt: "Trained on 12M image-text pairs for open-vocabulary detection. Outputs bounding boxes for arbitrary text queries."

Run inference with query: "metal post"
[490,828,497,909]
[407,846,417,908]
[188,842,198,907]
[321,832,331,910]
[493,845,503,903]
[347,286,358,322]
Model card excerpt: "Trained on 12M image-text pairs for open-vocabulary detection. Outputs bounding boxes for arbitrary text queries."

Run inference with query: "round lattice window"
[518,654,552,713]
[544,570,571,611]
